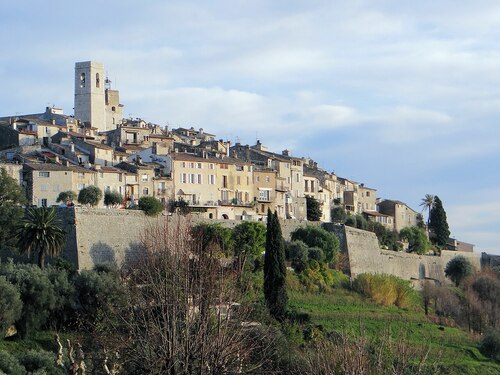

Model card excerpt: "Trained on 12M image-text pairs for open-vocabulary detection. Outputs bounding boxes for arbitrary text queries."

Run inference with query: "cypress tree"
[264,209,288,319]
[428,196,450,246]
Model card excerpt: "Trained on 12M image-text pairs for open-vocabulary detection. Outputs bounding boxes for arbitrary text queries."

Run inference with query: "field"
[288,286,500,374]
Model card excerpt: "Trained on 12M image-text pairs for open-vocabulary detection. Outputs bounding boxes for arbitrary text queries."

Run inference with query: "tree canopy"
[0,167,26,249]
[233,221,266,273]
[16,207,66,269]
[399,227,431,254]
[428,196,450,246]
[331,206,347,223]
[104,190,124,208]
[56,190,77,204]
[77,186,102,207]
[264,209,288,319]
[291,225,339,263]
[305,195,322,221]
[138,196,163,216]
[445,256,473,287]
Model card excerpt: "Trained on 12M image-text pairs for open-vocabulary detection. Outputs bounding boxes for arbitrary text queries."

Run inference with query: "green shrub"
[353,273,416,307]
[138,196,163,216]
[77,185,102,207]
[479,330,500,360]
[104,190,123,207]
[291,225,339,263]
[18,349,62,374]
[0,350,25,374]
[0,263,56,338]
[0,275,22,335]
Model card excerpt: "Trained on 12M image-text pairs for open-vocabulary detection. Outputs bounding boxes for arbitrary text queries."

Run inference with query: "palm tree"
[420,194,434,228]
[17,207,66,269]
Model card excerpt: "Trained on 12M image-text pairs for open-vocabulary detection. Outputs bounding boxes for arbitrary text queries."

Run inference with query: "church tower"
[74,61,106,132]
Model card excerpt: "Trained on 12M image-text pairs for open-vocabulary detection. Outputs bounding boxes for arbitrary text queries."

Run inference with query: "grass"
[288,283,500,374]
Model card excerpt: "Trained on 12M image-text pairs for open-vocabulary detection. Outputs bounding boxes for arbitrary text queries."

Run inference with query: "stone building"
[377,199,418,232]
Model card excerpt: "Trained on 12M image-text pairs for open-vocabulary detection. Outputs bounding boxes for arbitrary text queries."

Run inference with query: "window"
[40,184,48,191]
[77,183,85,190]
[296,173,300,182]
[197,163,202,169]
[80,73,86,88]
[220,164,228,169]
[142,187,149,195]
[96,73,100,88]
[142,174,149,182]
[209,175,215,185]
[100,172,104,178]
[189,174,195,184]
[366,191,371,197]
[236,165,243,171]
[265,176,270,182]
[256,176,260,182]
[222,175,228,188]
[118,174,122,182]
[209,163,214,169]
[246,176,250,185]
[237,176,241,185]
[39,172,50,177]
[197,174,202,184]
[181,173,187,183]
[181,162,186,168]
[40,198,48,207]
[258,189,270,201]
[245,192,249,202]
[111,106,116,112]
[190,162,195,168]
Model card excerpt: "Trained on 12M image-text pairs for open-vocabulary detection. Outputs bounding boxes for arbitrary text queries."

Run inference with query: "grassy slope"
[288,286,500,374]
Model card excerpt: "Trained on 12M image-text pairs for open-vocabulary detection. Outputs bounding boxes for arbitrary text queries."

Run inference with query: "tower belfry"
[74,61,106,132]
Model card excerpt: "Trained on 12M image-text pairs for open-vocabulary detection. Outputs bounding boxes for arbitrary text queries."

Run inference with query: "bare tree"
[103,216,273,374]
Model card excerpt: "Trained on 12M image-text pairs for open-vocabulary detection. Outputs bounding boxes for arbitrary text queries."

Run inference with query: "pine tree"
[428,196,450,246]
[264,209,288,319]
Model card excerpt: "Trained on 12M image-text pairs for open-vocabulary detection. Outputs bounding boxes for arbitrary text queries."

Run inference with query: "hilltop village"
[0,61,454,239]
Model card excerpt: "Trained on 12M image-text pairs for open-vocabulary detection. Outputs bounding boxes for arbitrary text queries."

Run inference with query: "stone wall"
[57,208,483,284]
[334,225,482,285]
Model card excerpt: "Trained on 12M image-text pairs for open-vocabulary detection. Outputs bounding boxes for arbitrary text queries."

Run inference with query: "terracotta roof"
[83,140,113,150]
[363,210,391,217]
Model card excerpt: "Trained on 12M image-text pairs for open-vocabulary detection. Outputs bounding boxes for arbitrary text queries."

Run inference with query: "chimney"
[282,149,289,156]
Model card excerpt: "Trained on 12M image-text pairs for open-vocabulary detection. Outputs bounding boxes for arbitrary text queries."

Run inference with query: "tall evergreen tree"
[305,195,322,221]
[428,196,450,246]
[264,209,288,319]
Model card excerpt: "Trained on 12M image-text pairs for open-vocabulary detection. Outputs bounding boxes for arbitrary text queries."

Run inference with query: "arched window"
[96,73,100,88]
[111,106,116,112]
[80,73,86,88]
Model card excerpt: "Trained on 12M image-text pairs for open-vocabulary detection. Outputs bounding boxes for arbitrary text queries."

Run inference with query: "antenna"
[105,71,112,90]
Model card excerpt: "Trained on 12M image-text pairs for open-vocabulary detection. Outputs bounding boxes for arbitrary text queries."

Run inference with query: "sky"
[1,1,500,254]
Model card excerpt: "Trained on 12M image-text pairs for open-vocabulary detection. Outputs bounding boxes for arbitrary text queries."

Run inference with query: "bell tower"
[74,61,106,132]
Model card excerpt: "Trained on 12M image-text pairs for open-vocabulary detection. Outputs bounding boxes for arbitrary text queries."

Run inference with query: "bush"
[18,349,62,374]
[445,256,473,286]
[331,206,347,223]
[46,266,76,330]
[56,190,77,204]
[0,275,22,335]
[400,227,431,254]
[104,190,123,207]
[308,247,324,262]
[353,273,416,308]
[0,263,56,338]
[286,241,309,272]
[138,196,163,216]
[74,268,125,330]
[77,185,102,207]
[0,350,25,374]
[191,223,234,256]
[478,330,500,360]
[291,226,339,264]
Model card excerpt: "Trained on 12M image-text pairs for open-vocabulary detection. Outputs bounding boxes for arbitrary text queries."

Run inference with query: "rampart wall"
[57,209,483,285]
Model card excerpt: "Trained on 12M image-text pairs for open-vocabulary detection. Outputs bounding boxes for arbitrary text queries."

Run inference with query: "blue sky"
[1,1,500,254]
